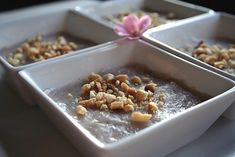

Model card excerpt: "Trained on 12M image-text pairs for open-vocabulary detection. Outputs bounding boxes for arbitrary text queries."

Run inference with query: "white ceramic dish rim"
[19,39,235,150]
[142,12,235,80]
[75,0,215,29]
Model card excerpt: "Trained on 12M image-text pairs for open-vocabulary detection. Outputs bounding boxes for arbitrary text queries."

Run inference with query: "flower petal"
[122,15,140,36]
[138,15,151,34]
[114,24,129,37]
[114,14,151,39]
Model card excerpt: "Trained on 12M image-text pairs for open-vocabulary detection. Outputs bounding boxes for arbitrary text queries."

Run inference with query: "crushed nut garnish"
[76,105,87,116]
[8,34,78,66]
[116,74,128,82]
[192,41,235,70]
[147,102,158,114]
[131,75,142,85]
[75,73,165,122]
[145,83,157,93]
[130,112,152,122]
[136,90,148,101]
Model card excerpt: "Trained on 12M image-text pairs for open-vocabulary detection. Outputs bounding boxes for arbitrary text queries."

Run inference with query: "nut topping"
[8,35,78,66]
[75,73,164,122]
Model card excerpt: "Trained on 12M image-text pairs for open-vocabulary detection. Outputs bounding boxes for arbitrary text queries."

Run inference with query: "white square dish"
[75,0,214,29]
[0,3,118,105]
[142,12,235,120]
[19,39,235,157]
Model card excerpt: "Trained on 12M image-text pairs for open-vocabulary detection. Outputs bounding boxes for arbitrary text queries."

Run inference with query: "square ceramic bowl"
[19,39,235,157]
[142,12,235,120]
[0,4,118,105]
[75,0,214,29]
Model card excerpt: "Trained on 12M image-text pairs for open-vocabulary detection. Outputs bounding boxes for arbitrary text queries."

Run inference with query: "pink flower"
[114,14,151,40]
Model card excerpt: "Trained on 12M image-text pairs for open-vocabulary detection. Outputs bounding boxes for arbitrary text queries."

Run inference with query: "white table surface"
[0,64,235,157]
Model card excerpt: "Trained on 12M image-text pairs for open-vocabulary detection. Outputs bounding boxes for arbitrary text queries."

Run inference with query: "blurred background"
[0,0,234,15]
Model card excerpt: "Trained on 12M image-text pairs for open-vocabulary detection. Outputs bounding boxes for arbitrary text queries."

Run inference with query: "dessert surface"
[47,65,204,143]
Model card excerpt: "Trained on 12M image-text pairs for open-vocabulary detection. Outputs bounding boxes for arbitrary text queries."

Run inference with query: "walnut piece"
[130,112,152,122]
[192,41,235,70]
[136,90,148,101]
[145,83,157,93]
[116,74,128,82]
[131,76,142,85]
[110,101,124,110]
[147,102,158,114]
[76,105,87,116]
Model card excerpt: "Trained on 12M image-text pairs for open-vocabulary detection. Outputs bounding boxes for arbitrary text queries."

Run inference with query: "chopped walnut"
[89,90,97,98]
[100,104,108,111]
[126,98,134,106]
[128,95,135,101]
[88,73,102,82]
[110,101,124,110]
[131,75,142,85]
[192,41,235,70]
[103,73,115,83]
[127,87,137,96]
[80,84,91,95]
[145,83,157,93]
[130,112,152,122]
[136,90,148,101]
[124,104,134,112]
[8,35,78,66]
[115,80,120,86]
[95,82,103,92]
[107,89,113,94]
[120,82,129,92]
[104,93,116,103]
[76,105,87,116]
[78,98,96,108]
[147,102,158,114]
[95,99,106,108]
[96,92,105,100]
[116,74,128,82]
[76,72,165,123]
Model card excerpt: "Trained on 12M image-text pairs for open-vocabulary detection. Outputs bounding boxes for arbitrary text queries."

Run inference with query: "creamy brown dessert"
[7,34,95,66]
[192,41,235,74]
[47,65,205,143]
[104,10,178,28]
